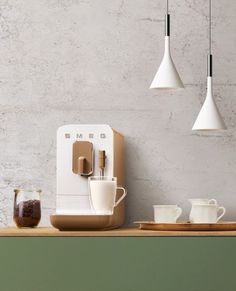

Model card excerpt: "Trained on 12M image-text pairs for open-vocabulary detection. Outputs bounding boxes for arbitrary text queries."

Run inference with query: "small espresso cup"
[190,204,226,223]
[89,176,127,215]
[153,205,182,223]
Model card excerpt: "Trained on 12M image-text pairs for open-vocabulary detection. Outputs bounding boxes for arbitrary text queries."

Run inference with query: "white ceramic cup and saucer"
[153,205,182,223]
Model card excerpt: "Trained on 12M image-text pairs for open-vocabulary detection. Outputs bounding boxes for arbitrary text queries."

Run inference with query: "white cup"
[89,176,126,215]
[189,198,218,223]
[153,205,182,223]
[190,204,226,223]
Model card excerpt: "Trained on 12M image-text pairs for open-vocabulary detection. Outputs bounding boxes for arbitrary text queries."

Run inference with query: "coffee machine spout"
[72,141,93,176]
[78,156,86,175]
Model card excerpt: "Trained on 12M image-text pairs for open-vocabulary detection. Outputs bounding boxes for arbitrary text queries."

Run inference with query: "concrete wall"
[0,0,236,226]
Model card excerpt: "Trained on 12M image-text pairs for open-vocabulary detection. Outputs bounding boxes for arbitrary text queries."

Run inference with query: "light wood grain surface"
[0,227,236,237]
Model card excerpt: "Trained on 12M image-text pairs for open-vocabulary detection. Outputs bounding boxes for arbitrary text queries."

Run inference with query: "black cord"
[207,0,212,76]
[209,0,211,55]
[165,0,170,36]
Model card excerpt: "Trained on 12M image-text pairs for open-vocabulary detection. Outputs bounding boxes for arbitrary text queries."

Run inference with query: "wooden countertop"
[0,227,236,237]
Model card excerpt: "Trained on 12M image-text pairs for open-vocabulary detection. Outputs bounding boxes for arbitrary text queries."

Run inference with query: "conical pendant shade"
[150,36,184,89]
[192,0,226,131]
[192,77,226,131]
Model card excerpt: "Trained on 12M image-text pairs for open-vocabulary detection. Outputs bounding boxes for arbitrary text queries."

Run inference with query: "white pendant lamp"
[192,0,226,131]
[150,0,184,89]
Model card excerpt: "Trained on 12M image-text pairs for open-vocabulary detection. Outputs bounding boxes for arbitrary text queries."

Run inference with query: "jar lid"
[14,189,42,193]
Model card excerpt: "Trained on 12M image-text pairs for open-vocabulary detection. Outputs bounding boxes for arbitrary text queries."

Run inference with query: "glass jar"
[13,189,41,228]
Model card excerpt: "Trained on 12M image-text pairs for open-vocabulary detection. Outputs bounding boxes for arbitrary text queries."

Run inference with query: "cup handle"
[217,207,226,222]
[209,199,217,205]
[114,187,127,207]
[175,207,182,221]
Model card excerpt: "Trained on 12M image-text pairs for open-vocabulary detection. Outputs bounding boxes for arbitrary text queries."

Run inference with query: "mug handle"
[114,187,127,207]
[217,207,226,222]
[175,207,182,221]
[209,199,217,205]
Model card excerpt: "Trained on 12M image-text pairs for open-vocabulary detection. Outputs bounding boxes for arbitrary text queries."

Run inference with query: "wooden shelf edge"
[0,227,236,237]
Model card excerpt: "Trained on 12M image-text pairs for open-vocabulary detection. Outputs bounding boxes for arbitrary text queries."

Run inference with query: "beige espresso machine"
[50,124,125,230]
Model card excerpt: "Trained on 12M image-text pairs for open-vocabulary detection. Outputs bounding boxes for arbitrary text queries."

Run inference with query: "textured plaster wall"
[0,0,236,226]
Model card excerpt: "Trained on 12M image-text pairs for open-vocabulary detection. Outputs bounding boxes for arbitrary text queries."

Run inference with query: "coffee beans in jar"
[13,189,41,228]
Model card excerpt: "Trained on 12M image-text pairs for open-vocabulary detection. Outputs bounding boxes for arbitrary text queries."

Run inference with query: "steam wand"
[99,150,106,178]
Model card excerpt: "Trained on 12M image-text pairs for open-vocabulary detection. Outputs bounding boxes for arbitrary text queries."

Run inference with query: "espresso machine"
[50,124,125,230]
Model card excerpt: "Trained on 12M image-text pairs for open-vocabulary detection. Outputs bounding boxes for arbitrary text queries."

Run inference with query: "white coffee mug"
[190,204,226,223]
[89,176,126,215]
[153,205,182,223]
[189,198,218,223]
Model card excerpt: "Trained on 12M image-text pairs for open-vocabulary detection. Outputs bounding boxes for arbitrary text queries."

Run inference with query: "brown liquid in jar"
[14,199,41,228]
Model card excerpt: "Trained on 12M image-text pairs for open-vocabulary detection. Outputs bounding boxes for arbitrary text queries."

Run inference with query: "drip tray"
[50,214,115,231]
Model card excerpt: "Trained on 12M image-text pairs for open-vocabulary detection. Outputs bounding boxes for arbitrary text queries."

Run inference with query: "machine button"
[100,133,106,139]
[76,133,83,139]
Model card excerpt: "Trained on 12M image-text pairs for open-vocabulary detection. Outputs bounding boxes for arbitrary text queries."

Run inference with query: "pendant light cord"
[209,0,211,55]
[207,0,212,77]
[165,0,170,36]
